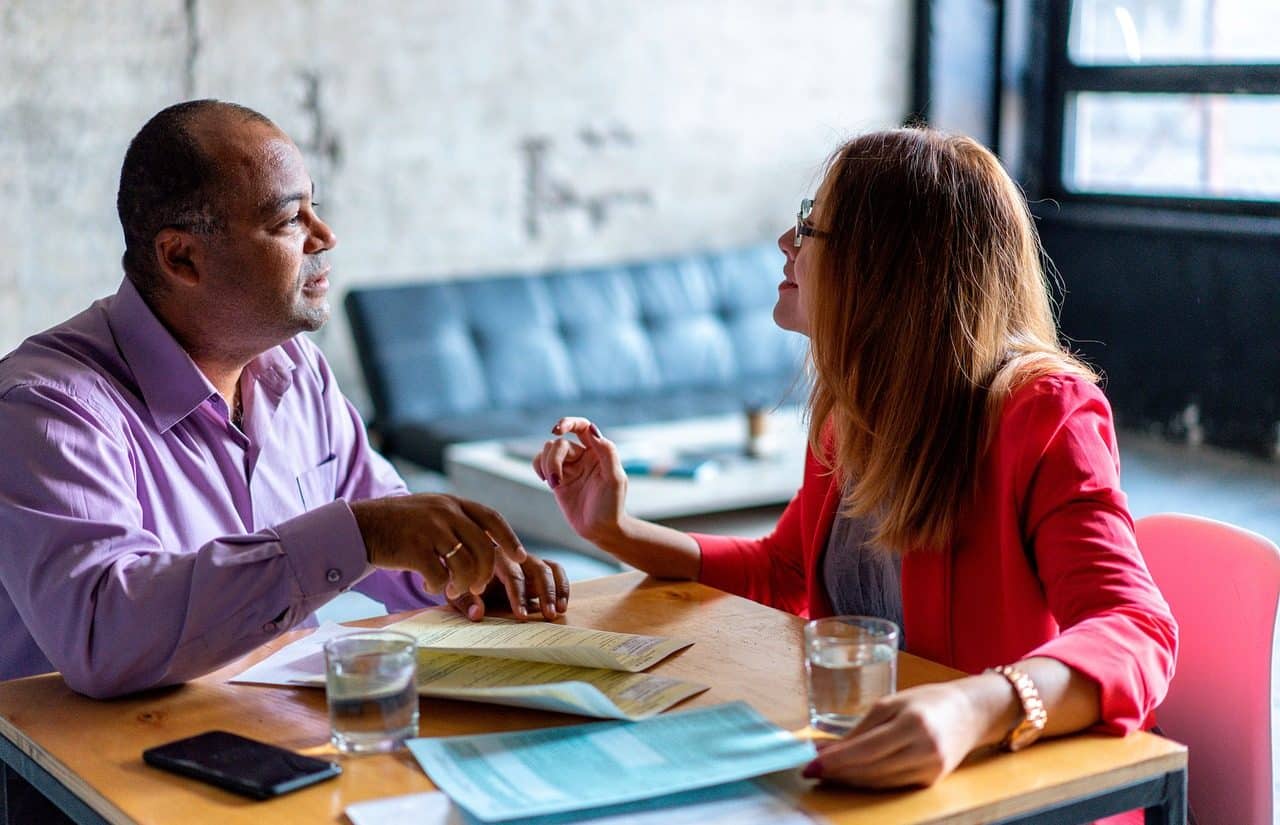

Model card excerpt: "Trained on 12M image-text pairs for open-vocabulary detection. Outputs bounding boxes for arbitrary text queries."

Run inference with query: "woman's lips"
[778,280,798,291]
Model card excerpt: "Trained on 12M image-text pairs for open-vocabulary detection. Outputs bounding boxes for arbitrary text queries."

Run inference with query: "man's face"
[196,120,337,344]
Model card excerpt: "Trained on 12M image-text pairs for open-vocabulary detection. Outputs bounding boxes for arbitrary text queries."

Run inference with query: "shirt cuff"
[274,499,373,598]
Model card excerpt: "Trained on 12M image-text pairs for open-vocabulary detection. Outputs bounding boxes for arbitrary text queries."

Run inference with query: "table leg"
[3,761,74,824]
[0,733,107,825]
[1144,767,1188,825]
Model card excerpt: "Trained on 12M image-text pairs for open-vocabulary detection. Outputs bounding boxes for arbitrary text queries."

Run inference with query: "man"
[0,100,570,699]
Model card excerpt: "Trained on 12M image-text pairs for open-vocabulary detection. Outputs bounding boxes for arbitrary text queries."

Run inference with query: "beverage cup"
[324,630,419,754]
[744,406,772,459]
[803,616,899,734]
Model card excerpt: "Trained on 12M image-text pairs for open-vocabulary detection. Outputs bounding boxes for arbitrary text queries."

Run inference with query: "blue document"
[407,701,816,822]
[346,781,822,825]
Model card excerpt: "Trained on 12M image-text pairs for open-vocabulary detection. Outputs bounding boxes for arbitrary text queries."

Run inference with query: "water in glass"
[326,637,418,754]
[806,640,897,734]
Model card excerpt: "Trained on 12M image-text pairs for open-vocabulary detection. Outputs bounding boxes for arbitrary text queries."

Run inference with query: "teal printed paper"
[407,701,816,822]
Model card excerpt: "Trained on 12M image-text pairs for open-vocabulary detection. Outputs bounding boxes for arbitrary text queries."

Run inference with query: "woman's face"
[773,186,828,336]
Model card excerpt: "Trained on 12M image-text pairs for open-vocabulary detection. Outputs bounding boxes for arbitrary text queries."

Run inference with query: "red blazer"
[696,374,1177,733]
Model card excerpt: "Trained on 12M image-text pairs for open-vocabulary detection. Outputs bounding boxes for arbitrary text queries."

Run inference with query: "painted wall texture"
[0,1,911,406]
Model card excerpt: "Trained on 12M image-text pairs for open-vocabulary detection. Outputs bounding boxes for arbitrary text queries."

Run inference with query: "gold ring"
[440,541,463,561]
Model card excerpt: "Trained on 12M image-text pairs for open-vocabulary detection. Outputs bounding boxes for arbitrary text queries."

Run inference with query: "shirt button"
[326,568,342,584]
[262,622,277,633]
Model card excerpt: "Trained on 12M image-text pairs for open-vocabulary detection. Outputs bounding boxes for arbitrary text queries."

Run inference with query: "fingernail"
[802,759,823,780]
[557,598,567,612]
[549,474,560,488]
[467,604,482,620]
[589,424,602,437]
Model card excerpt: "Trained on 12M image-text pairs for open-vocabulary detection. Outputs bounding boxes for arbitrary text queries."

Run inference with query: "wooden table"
[0,573,1186,824]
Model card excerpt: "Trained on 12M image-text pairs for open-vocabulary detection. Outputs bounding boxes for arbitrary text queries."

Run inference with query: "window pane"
[1064,92,1280,199]
[1070,0,1280,65]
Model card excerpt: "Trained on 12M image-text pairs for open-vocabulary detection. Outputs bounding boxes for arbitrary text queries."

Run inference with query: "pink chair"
[1137,513,1280,825]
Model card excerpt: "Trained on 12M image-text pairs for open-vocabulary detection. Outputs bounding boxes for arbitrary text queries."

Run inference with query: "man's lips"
[302,270,330,294]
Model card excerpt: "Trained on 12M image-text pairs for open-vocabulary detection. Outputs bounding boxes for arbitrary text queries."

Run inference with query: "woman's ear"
[153,228,201,288]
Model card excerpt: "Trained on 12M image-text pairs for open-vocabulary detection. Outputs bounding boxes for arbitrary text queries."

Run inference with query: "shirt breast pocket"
[295,453,339,510]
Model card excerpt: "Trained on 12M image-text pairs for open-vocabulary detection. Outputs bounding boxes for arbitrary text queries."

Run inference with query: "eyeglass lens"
[794,198,815,248]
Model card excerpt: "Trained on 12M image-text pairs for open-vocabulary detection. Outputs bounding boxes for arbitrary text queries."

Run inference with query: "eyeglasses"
[794,198,828,248]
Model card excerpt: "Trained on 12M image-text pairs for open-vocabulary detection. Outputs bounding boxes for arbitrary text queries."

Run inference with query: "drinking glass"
[803,616,899,734]
[324,631,419,754]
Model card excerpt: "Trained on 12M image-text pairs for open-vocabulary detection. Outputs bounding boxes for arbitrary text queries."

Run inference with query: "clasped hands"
[351,493,569,622]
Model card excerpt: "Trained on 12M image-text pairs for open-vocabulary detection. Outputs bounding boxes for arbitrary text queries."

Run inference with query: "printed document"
[346,781,824,825]
[408,701,817,822]
[231,617,705,720]
[385,610,692,672]
[411,650,704,719]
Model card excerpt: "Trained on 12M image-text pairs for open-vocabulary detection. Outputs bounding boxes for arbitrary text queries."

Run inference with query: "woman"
[531,129,1176,796]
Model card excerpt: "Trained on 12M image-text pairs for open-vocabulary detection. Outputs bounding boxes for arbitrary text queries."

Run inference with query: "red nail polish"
[802,759,823,780]
[549,474,560,488]
[590,424,602,437]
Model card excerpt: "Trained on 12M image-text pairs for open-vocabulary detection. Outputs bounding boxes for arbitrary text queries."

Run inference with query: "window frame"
[1037,0,1280,217]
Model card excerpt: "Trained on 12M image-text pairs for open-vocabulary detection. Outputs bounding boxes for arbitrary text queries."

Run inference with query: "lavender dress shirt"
[0,278,441,697]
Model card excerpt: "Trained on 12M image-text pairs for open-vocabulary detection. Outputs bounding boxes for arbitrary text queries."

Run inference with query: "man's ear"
[153,228,202,288]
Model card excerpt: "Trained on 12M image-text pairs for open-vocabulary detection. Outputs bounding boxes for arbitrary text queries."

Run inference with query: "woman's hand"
[531,417,701,579]
[806,659,1101,789]
[532,417,628,544]
[806,680,997,788]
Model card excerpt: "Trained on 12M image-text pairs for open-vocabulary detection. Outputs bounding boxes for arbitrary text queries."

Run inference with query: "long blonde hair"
[805,128,1096,553]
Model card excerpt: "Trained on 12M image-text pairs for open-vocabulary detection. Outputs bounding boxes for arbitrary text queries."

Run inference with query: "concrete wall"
[1,1,911,407]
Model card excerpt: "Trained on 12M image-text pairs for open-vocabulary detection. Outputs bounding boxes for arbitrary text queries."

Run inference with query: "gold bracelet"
[986,664,1048,752]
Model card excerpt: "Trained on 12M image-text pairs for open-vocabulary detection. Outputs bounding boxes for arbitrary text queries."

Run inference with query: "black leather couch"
[344,244,807,472]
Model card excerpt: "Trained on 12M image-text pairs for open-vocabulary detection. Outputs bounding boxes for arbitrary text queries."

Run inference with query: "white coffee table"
[444,409,809,561]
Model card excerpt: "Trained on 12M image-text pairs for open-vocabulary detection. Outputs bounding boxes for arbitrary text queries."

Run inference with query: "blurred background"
[2,0,1277,549]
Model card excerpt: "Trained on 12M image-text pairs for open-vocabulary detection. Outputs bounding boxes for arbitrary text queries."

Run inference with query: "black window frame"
[910,0,1005,151]
[1035,0,1280,218]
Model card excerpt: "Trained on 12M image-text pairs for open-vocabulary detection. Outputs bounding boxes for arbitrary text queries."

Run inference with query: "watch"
[987,664,1048,751]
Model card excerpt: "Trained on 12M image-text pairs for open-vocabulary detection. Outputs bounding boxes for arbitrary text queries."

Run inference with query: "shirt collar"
[106,278,297,432]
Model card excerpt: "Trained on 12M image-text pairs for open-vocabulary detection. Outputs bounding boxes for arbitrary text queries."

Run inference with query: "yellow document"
[232,618,705,720]
[412,650,707,720]
[385,611,693,673]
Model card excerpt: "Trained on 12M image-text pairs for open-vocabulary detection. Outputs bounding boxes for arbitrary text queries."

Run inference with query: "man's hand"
[350,494,527,600]
[448,553,571,621]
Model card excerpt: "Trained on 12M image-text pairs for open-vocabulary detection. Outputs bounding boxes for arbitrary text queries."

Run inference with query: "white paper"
[231,621,354,686]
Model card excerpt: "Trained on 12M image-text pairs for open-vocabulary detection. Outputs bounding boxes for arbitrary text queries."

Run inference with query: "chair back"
[1137,513,1280,825]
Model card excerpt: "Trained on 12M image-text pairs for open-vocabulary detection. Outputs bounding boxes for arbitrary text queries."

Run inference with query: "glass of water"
[324,630,419,754]
[803,616,899,735]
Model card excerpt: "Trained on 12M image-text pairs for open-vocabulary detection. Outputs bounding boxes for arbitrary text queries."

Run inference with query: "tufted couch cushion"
[344,244,808,471]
